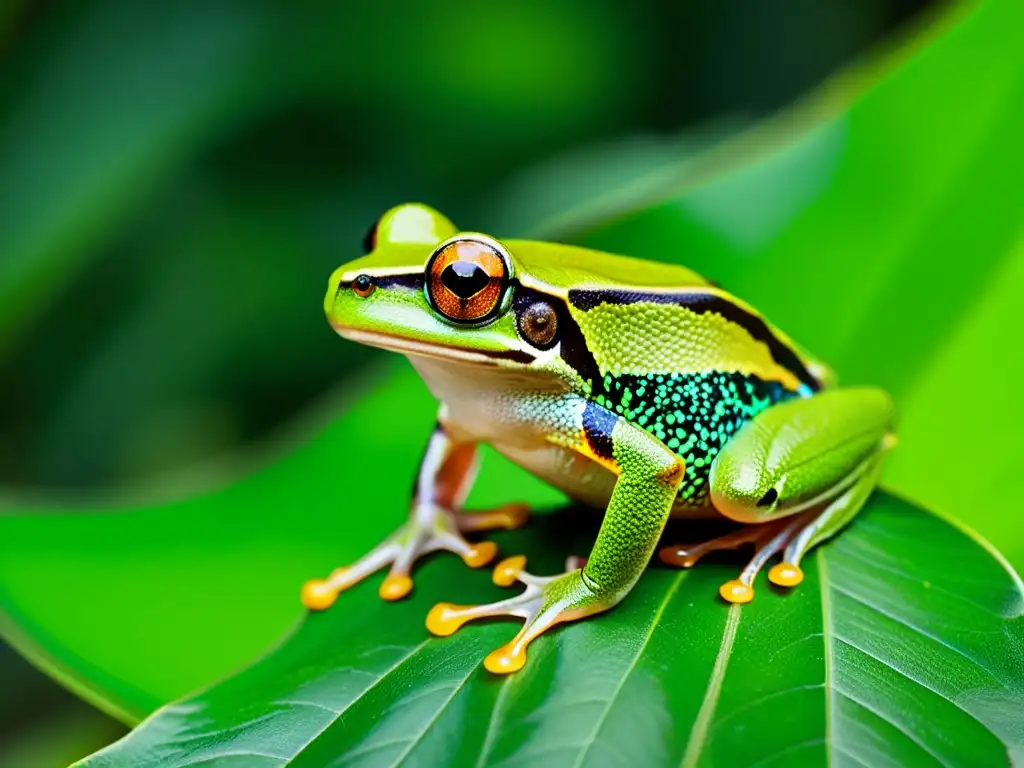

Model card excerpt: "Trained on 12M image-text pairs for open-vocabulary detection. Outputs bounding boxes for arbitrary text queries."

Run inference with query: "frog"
[303,202,896,675]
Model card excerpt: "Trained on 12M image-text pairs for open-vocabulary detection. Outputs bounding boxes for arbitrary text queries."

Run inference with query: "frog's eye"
[425,236,512,325]
[516,301,559,349]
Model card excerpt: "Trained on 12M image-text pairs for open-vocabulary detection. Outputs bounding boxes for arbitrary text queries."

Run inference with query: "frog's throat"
[335,327,535,366]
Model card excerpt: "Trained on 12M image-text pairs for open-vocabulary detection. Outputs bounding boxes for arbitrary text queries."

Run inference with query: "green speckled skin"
[315,203,897,673]
[595,371,793,506]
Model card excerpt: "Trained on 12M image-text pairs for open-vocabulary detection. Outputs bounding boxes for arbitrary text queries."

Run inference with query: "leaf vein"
[830,581,1009,691]
[832,688,949,767]
[680,602,743,768]
[709,683,825,730]
[475,676,513,768]
[275,699,340,715]
[568,571,687,768]
[834,541,1002,617]
[282,639,430,765]
[744,737,826,768]
[384,656,481,768]
[831,743,873,768]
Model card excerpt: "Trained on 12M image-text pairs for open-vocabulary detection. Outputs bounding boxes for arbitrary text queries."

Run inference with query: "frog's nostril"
[441,261,489,299]
[756,487,778,507]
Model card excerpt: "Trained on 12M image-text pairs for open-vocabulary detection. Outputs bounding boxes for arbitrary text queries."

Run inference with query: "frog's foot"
[659,512,817,604]
[301,507,505,610]
[455,503,530,533]
[426,557,607,674]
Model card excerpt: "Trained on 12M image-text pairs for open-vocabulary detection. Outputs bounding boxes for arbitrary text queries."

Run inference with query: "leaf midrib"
[821,546,954,768]
[383,661,481,768]
[282,638,430,765]
[819,542,1017,768]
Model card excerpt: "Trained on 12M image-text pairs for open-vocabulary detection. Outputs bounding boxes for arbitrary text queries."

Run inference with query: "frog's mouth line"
[334,327,536,366]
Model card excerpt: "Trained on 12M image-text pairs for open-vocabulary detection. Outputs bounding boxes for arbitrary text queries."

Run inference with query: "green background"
[1,0,1021,764]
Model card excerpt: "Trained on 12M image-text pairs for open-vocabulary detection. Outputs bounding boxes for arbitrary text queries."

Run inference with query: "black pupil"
[355,275,371,291]
[441,261,490,299]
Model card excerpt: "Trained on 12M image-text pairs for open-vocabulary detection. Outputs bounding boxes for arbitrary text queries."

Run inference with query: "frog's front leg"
[426,401,685,674]
[660,387,896,603]
[301,418,528,610]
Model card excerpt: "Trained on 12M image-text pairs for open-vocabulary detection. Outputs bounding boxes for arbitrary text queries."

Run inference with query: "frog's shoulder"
[506,240,714,293]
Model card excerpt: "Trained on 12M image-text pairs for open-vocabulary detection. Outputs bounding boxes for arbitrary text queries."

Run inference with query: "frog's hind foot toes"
[767,562,805,587]
[301,512,501,610]
[426,563,605,675]
[658,521,782,569]
[659,512,815,604]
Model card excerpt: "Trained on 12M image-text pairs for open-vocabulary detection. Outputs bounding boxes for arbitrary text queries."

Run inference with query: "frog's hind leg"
[301,422,528,610]
[659,516,793,570]
[661,455,884,603]
[775,450,885,578]
[660,387,896,604]
[659,513,813,603]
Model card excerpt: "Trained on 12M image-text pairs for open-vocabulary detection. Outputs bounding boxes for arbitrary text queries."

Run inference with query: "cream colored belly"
[408,353,718,519]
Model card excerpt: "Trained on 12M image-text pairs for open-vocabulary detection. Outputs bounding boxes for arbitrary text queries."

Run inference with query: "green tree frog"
[304,203,896,675]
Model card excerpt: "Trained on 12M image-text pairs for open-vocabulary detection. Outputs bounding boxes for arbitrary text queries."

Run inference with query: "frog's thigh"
[668,387,895,602]
[709,387,896,525]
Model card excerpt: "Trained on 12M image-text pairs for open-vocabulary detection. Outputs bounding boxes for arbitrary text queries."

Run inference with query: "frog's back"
[508,240,824,508]
[507,240,714,293]
[507,239,820,394]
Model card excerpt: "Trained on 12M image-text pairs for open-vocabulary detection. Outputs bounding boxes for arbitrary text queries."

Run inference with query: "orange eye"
[425,237,511,324]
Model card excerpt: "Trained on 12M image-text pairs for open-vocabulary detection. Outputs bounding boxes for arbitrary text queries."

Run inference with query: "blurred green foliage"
[0,0,930,490]
[16,0,1024,763]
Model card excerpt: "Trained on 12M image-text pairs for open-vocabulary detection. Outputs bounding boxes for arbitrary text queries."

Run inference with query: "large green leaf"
[77,491,1024,767]
[1,361,1020,765]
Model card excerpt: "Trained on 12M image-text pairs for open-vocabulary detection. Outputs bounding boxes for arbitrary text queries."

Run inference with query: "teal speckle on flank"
[596,371,792,506]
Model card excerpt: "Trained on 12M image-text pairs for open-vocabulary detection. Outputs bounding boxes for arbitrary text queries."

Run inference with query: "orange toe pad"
[301,579,338,611]
[768,562,804,587]
[719,579,754,604]
[492,555,527,587]
[484,642,527,674]
[426,602,473,637]
[379,574,413,601]
[463,541,499,568]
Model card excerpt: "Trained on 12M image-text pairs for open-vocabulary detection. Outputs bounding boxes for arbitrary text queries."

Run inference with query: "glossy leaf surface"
[78,490,1024,767]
